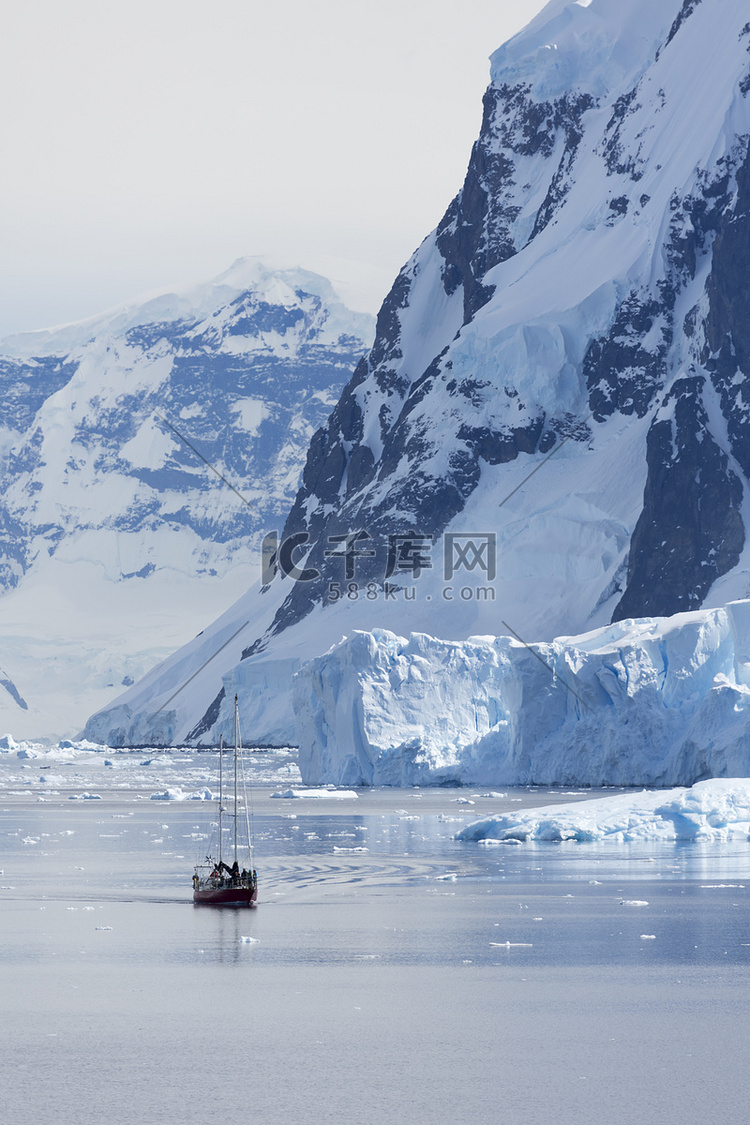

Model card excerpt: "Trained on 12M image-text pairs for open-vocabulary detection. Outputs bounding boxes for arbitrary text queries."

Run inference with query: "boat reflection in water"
[193,694,257,907]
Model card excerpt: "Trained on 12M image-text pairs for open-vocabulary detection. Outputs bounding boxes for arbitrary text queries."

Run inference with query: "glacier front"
[293,600,750,787]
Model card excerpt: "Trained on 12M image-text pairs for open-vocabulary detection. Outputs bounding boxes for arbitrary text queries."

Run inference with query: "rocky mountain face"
[86,0,750,748]
[0,260,372,738]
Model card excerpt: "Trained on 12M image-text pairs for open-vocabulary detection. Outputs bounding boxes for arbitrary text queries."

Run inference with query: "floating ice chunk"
[186,788,213,801]
[239,936,258,943]
[333,845,369,853]
[270,788,358,800]
[94,926,113,931]
[620,900,649,907]
[68,793,102,800]
[640,934,656,940]
[490,942,533,948]
[457,779,750,844]
[149,788,185,801]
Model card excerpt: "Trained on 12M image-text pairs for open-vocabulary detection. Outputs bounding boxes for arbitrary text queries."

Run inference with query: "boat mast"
[234,693,239,865]
[218,733,223,866]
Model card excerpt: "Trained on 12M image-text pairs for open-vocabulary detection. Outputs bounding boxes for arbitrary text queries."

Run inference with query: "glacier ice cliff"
[293,600,750,787]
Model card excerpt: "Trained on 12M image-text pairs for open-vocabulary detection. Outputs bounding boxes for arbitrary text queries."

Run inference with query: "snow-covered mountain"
[0,259,373,738]
[86,0,750,749]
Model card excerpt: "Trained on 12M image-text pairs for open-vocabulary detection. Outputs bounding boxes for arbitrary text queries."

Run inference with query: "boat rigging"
[192,694,258,907]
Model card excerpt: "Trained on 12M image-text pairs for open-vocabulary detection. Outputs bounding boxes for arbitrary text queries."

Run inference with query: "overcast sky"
[0,0,548,338]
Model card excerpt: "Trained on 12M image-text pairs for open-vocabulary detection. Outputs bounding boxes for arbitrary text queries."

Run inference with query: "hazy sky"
[1,0,548,337]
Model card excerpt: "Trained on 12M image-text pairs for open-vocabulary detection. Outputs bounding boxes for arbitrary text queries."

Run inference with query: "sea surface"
[1,748,749,1125]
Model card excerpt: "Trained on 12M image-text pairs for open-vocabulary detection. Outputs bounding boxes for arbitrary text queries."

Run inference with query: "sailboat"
[193,693,258,907]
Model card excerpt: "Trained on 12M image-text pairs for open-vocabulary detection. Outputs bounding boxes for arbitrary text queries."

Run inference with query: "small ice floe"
[149,788,185,801]
[333,845,369,853]
[186,788,213,801]
[453,797,475,805]
[478,837,521,846]
[620,900,649,907]
[490,942,533,948]
[435,873,457,882]
[270,788,358,800]
[69,793,102,800]
[479,792,507,798]
[640,934,657,940]
[239,936,258,944]
[94,926,113,931]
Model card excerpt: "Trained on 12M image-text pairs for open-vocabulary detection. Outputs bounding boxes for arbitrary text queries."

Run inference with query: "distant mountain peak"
[0,262,373,740]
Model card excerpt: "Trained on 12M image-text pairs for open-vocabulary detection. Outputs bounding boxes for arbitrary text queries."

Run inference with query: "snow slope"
[0,260,372,739]
[293,601,750,787]
[87,0,750,749]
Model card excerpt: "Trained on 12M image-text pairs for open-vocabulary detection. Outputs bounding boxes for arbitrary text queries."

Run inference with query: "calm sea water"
[1,750,749,1124]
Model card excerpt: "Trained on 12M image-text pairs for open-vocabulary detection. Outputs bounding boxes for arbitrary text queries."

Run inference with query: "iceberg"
[455,779,750,843]
[293,600,750,787]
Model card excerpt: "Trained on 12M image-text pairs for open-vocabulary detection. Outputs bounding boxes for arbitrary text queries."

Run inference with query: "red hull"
[193,884,257,907]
